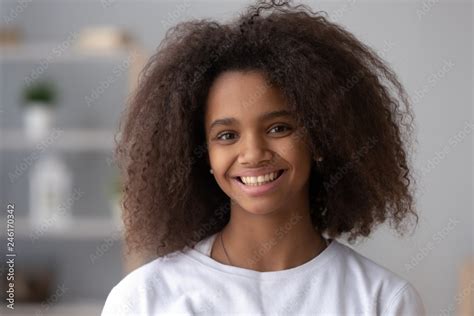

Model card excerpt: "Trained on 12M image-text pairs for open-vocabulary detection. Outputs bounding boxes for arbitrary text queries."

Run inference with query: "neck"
[211,198,327,272]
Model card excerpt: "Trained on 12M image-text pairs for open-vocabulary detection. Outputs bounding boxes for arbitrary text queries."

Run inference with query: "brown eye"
[217,132,236,141]
[269,125,292,134]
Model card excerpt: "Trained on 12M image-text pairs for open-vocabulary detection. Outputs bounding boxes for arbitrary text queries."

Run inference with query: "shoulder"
[100,250,190,316]
[380,280,426,315]
[332,241,426,315]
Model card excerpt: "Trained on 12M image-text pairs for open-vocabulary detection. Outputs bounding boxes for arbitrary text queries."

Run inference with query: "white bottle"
[29,152,73,230]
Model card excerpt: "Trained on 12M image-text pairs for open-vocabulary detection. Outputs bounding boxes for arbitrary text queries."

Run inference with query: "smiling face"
[204,70,314,216]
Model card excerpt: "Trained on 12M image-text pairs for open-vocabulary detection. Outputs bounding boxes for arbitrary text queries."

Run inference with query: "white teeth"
[240,171,280,186]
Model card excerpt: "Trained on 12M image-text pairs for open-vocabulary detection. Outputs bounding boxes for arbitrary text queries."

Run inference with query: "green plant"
[22,80,57,107]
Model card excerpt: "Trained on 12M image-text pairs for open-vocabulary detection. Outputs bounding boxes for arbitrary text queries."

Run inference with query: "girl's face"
[205,70,313,216]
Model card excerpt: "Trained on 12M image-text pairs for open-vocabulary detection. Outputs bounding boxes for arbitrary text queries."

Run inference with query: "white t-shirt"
[101,233,426,315]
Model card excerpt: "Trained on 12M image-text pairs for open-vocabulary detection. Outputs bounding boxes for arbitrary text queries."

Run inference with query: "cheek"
[208,147,232,177]
[278,134,312,160]
[278,139,312,175]
[208,148,238,198]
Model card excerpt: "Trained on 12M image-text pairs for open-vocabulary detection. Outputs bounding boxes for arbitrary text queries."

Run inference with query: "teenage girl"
[102,0,426,315]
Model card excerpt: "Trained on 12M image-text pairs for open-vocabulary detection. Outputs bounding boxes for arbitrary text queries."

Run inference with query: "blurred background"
[0,0,472,315]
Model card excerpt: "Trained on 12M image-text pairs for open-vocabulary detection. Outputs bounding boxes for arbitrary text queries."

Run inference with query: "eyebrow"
[209,110,293,131]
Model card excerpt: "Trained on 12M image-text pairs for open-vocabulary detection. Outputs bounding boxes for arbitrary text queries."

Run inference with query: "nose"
[237,133,273,166]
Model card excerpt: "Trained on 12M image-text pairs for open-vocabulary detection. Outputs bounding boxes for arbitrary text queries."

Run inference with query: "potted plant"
[21,80,58,142]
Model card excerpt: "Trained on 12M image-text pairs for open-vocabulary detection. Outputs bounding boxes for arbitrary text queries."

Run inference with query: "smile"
[232,169,286,197]
[237,169,285,185]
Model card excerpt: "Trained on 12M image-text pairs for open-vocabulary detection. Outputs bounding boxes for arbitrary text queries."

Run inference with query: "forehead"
[205,70,289,125]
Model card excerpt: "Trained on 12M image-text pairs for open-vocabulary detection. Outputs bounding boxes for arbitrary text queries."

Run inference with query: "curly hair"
[115,0,419,258]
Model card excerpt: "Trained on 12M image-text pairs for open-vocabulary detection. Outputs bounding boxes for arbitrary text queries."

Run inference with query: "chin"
[234,199,283,216]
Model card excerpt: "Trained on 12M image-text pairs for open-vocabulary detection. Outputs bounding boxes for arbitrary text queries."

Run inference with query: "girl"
[102,0,426,315]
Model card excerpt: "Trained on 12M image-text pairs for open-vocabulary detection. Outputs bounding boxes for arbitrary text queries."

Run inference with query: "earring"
[315,156,324,166]
[209,169,214,174]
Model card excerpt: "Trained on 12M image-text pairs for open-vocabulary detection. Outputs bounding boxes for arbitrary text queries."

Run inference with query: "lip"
[231,169,286,197]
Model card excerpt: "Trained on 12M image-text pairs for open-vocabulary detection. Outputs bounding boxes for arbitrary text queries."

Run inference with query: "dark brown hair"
[116,0,419,258]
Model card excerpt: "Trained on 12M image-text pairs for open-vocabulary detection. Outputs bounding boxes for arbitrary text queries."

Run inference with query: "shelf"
[0,41,129,63]
[4,301,104,316]
[0,128,117,151]
[1,217,123,240]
